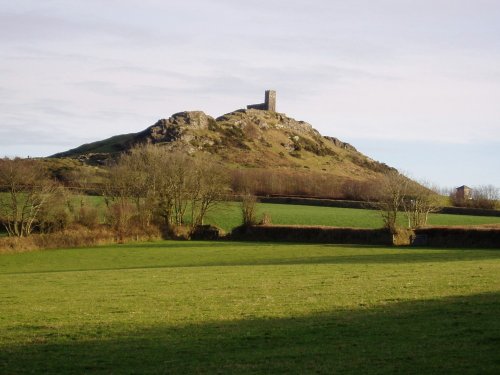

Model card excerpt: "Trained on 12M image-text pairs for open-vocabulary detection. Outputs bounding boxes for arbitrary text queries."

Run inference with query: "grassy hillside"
[51,133,136,158]
[50,110,395,195]
[1,242,499,374]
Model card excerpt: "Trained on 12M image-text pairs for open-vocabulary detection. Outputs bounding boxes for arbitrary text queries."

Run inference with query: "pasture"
[205,202,500,232]
[1,241,499,374]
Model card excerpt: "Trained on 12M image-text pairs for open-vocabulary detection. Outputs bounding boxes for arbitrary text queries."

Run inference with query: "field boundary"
[231,225,393,245]
[257,196,374,210]
[231,224,500,248]
[414,227,500,248]
[437,206,500,217]
[256,196,500,217]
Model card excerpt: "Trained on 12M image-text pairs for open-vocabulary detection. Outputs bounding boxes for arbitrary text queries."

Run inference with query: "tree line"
[1,147,499,243]
[0,144,228,238]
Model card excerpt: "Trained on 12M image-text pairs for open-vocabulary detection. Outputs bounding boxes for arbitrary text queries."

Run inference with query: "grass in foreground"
[1,241,499,374]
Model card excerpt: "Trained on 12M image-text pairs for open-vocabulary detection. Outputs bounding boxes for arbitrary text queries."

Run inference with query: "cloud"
[1,0,499,185]
[0,8,160,47]
[0,86,16,98]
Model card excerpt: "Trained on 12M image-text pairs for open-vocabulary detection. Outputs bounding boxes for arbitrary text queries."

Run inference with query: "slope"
[52,109,393,180]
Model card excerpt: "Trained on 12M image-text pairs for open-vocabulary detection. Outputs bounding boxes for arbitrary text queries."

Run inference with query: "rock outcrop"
[52,108,393,178]
[324,136,356,152]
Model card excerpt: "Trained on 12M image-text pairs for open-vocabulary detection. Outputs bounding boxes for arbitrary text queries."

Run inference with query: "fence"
[231,225,393,245]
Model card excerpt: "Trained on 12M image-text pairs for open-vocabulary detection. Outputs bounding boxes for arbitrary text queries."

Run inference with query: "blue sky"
[1,0,499,188]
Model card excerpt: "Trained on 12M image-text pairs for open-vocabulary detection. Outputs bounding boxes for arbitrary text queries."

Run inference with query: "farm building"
[456,185,472,201]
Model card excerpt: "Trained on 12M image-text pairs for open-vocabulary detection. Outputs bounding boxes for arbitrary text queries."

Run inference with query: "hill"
[51,108,395,198]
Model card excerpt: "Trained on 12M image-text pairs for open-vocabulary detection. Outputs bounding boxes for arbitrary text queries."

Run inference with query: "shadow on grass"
[115,241,283,249]
[1,293,499,374]
[120,240,500,252]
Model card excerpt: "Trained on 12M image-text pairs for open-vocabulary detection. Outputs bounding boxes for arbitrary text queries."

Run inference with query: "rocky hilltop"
[52,108,393,182]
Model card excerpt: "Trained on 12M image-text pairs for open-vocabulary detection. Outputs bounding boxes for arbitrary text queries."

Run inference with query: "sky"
[1,0,499,188]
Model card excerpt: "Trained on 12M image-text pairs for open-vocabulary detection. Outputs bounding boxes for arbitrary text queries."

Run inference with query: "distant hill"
[52,133,137,158]
[53,109,392,173]
[51,108,395,198]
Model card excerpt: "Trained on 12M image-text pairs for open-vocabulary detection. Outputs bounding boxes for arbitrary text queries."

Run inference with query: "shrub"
[76,205,101,229]
[392,227,414,246]
[190,225,223,240]
[164,224,191,240]
[241,194,258,226]
[230,169,344,199]
[341,179,383,201]
[105,201,137,242]
[260,213,272,225]
[0,225,162,253]
[38,204,73,234]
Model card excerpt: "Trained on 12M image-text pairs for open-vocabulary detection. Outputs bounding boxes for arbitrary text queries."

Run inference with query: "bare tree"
[104,144,229,231]
[169,152,195,226]
[375,170,410,232]
[190,157,229,227]
[0,158,62,237]
[471,185,499,209]
[105,145,170,228]
[376,171,442,231]
[402,182,441,228]
[240,192,258,227]
[121,145,166,226]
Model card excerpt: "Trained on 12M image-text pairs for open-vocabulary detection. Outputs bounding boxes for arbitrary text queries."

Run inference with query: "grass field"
[1,241,499,374]
[3,192,499,234]
[205,202,500,232]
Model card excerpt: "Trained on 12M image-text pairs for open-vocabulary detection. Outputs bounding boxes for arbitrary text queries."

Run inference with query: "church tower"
[265,90,276,111]
[247,90,277,111]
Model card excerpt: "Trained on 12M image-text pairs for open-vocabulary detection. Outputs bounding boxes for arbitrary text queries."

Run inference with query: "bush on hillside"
[231,169,344,199]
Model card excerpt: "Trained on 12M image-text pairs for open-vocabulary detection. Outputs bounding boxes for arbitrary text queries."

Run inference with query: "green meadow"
[204,202,500,232]
[1,241,499,374]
